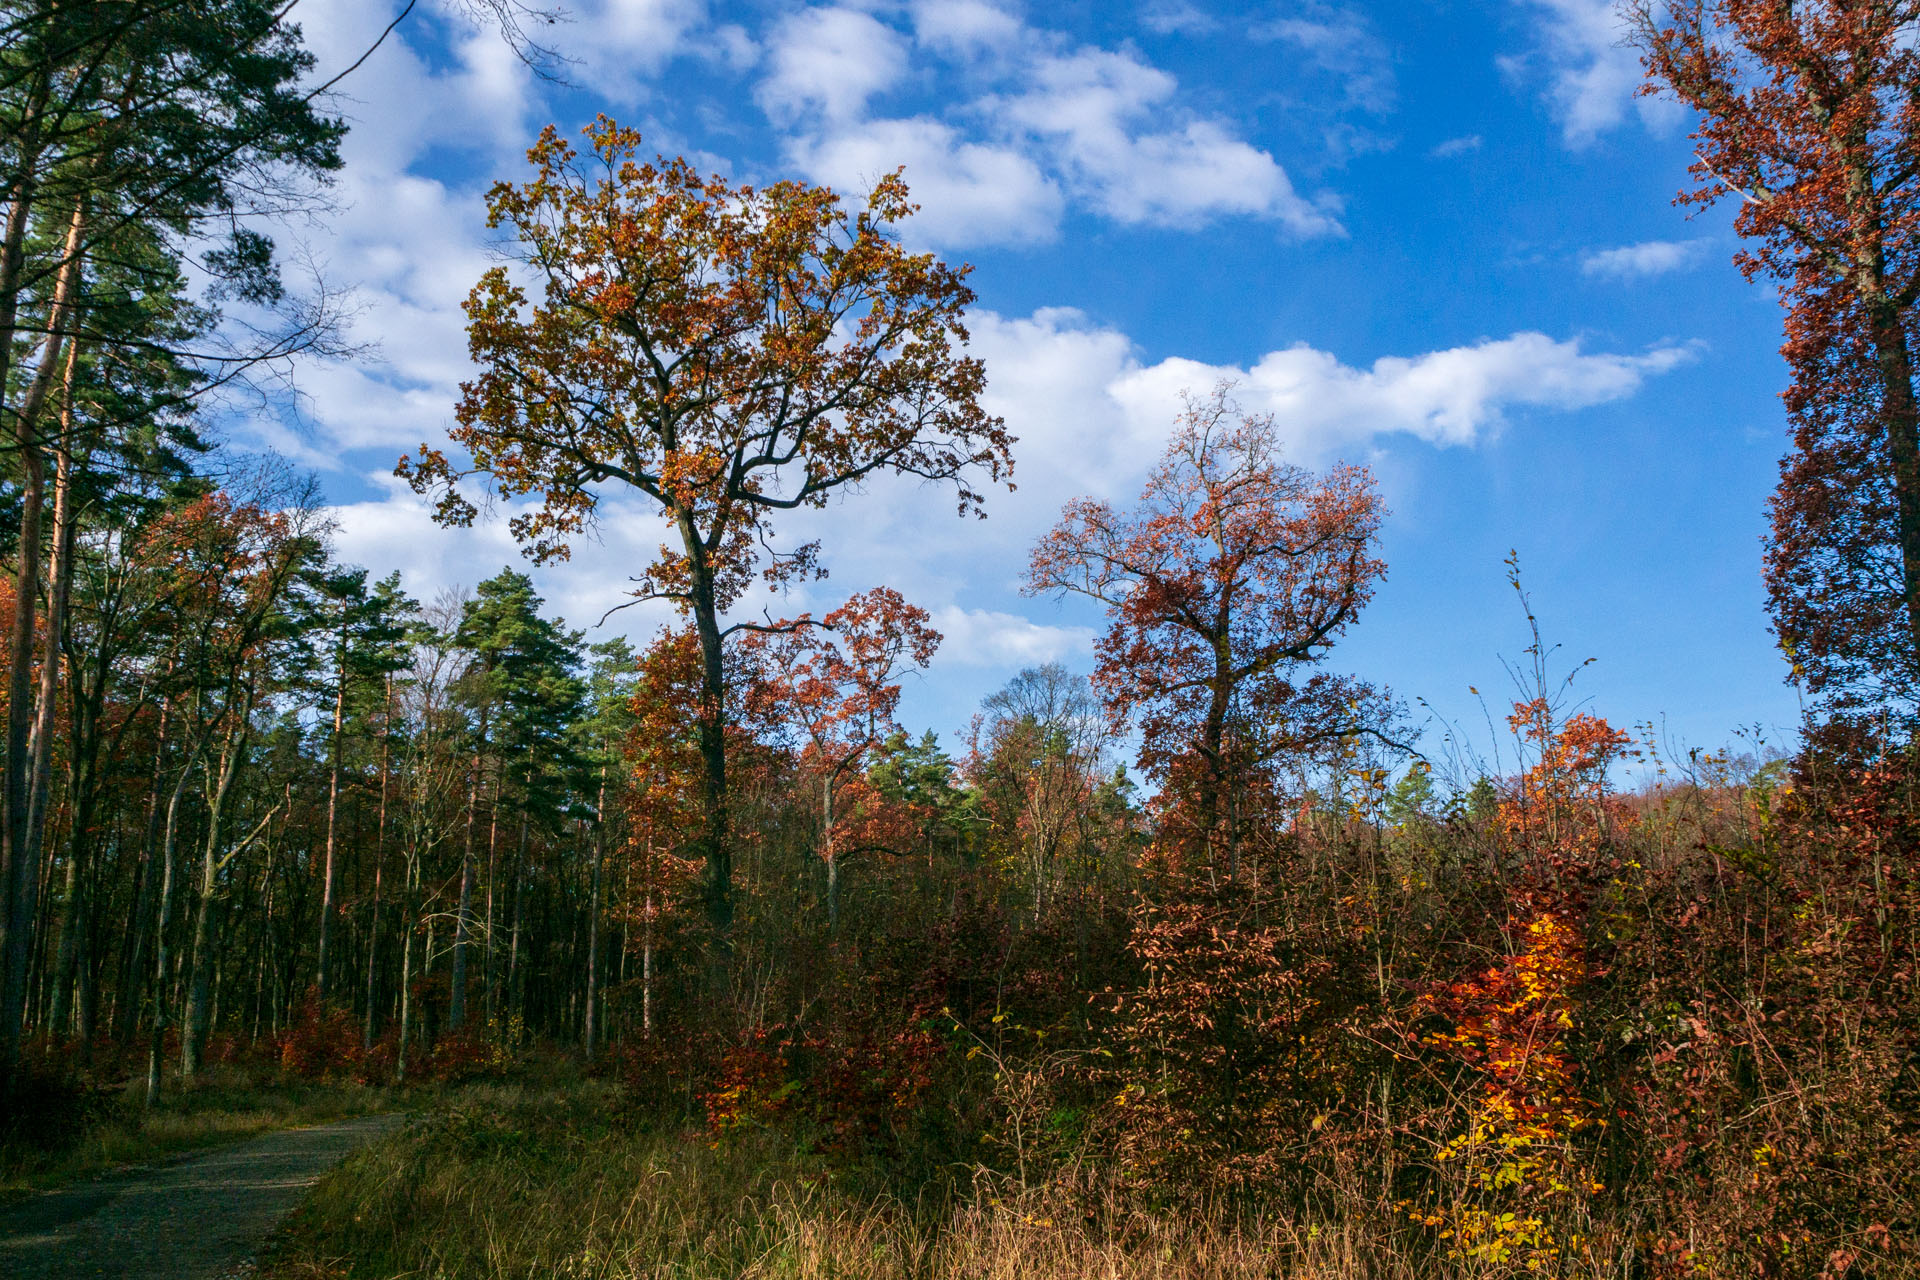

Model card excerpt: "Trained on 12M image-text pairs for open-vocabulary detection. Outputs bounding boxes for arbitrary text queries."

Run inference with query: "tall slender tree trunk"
[583,766,604,1056]
[0,66,49,409]
[182,723,250,1082]
[147,731,206,1106]
[395,851,420,1081]
[641,838,654,1040]
[506,802,527,1030]
[364,675,392,1051]
[483,798,500,1028]
[117,687,171,1045]
[1,189,87,1084]
[316,628,348,1000]
[449,709,486,1031]
[40,357,82,1038]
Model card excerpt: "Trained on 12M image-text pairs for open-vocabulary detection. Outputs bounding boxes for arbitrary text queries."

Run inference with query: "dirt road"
[0,1112,405,1279]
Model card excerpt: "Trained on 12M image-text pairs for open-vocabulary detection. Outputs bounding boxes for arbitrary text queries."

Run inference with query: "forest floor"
[0,1111,405,1279]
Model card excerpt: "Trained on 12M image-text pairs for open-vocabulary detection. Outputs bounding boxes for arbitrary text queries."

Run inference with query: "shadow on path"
[0,1112,405,1279]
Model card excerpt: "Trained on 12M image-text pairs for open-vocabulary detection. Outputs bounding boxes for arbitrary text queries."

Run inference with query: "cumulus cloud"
[912,0,1023,57]
[1109,330,1698,458]
[1581,238,1714,279]
[790,117,1063,247]
[570,0,713,95]
[763,5,1339,245]
[759,7,908,122]
[319,305,1695,738]
[1431,133,1482,157]
[993,46,1341,232]
[1507,0,1681,146]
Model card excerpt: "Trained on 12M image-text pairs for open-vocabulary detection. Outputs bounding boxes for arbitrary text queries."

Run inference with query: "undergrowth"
[260,1082,1445,1280]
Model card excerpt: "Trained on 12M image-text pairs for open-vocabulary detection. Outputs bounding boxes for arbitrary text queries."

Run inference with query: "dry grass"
[260,1084,1457,1280]
[0,1066,404,1199]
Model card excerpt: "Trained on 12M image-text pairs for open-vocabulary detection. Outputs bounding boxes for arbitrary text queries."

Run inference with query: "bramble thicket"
[3,2,1920,1277]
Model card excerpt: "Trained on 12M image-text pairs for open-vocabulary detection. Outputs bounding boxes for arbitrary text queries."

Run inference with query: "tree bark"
[316,624,348,1000]
[182,724,249,1082]
[364,674,392,1051]
[449,706,486,1031]
[40,350,82,1038]
[146,726,207,1106]
[1,187,87,1085]
[583,765,604,1056]
[116,686,171,1045]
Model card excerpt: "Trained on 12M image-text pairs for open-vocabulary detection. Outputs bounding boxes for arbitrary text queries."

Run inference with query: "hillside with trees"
[2,1,1918,1277]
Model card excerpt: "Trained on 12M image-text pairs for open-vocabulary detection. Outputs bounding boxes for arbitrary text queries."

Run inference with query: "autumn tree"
[1631,0,1920,714]
[1026,386,1387,872]
[403,118,1011,938]
[742,588,940,928]
[966,663,1114,917]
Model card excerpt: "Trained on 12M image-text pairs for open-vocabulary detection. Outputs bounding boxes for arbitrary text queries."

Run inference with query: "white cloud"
[316,304,1696,743]
[764,8,1338,244]
[759,7,909,122]
[912,0,1023,57]
[1110,330,1699,457]
[1581,238,1713,279]
[792,117,1063,247]
[995,47,1341,232]
[1508,0,1681,146]
[1257,7,1394,114]
[1139,0,1218,36]
[1431,133,1482,158]
[580,0,710,79]
[931,607,1095,666]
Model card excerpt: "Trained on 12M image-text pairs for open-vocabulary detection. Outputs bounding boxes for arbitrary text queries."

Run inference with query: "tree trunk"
[449,707,486,1031]
[117,688,172,1045]
[395,851,419,1082]
[316,628,348,1000]
[668,501,734,948]
[506,801,527,1031]
[147,732,206,1106]
[40,359,82,1038]
[0,188,87,1085]
[364,675,392,1051]
[182,723,250,1082]
[483,795,500,1027]
[823,774,838,932]
[584,765,605,1056]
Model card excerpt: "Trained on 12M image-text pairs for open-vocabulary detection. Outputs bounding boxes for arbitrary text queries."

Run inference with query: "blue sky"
[268,0,1803,771]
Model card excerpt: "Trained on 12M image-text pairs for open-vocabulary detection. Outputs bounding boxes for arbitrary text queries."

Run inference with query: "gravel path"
[0,1112,406,1279]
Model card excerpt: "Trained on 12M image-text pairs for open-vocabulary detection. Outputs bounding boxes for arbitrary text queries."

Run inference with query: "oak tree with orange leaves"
[1025,386,1387,872]
[1632,0,1920,712]
[401,119,1012,937]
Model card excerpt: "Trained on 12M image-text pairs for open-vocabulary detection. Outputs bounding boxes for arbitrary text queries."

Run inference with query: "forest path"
[0,1111,405,1279]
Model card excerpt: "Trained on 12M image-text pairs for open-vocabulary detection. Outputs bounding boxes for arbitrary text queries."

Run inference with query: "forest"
[1,1,1918,1278]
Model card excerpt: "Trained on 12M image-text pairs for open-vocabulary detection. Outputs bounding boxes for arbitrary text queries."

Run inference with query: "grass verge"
[259,1083,1435,1280]
[0,1068,406,1201]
